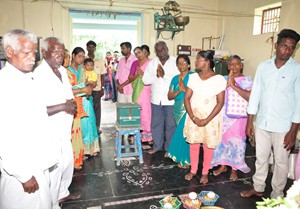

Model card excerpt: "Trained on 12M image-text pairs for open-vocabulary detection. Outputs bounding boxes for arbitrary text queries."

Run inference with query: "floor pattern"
[61,125,293,209]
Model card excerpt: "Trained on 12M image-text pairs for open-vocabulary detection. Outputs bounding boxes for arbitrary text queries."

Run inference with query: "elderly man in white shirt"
[34,37,79,208]
[0,29,57,209]
[143,41,178,156]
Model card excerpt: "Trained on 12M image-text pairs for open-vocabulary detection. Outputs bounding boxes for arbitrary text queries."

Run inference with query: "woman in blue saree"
[68,47,100,160]
[167,54,194,168]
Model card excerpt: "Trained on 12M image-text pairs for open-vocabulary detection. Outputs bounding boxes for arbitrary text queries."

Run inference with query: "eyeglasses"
[177,62,188,66]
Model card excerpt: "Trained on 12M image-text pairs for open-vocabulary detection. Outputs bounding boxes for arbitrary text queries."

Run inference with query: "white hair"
[2,29,37,55]
[41,37,64,51]
[154,41,168,53]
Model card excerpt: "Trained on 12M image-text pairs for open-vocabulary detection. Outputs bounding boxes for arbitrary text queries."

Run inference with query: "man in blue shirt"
[241,29,300,198]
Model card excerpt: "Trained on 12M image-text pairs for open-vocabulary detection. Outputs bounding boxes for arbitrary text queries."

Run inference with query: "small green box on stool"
[116,103,141,127]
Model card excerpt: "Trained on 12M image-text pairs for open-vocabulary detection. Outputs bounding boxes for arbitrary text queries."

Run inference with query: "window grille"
[261,6,281,34]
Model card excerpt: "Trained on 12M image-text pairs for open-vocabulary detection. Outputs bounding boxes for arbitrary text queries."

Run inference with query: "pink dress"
[130,59,152,142]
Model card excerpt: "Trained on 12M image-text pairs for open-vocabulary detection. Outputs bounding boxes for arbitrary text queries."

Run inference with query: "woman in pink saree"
[211,55,253,181]
[128,45,152,143]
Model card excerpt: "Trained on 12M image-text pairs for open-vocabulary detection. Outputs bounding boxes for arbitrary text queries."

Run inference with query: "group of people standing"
[103,51,119,102]
[0,27,300,209]
[138,29,300,201]
[0,30,83,209]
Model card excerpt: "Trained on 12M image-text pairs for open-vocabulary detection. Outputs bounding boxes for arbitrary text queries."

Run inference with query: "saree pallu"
[81,96,100,155]
[211,76,253,172]
[130,60,152,142]
[67,66,86,169]
[167,72,194,166]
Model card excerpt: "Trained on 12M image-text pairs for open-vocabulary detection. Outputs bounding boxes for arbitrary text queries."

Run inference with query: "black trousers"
[92,90,102,130]
[111,72,118,102]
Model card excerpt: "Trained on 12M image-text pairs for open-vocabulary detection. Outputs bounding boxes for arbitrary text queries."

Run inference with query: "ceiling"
[18,0,254,17]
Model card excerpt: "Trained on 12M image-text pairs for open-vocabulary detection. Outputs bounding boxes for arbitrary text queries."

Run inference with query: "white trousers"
[0,168,51,209]
[50,139,74,209]
[117,93,132,103]
[295,150,300,180]
[253,128,290,198]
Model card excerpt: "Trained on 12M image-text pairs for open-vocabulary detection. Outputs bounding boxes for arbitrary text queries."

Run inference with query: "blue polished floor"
[61,125,293,209]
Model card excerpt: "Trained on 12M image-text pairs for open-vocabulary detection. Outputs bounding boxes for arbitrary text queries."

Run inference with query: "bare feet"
[148,149,158,154]
[178,164,190,169]
[230,169,238,181]
[200,174,208,184]
[240,188,263,198]
[92,152,100,156]
[185,172,196,181]
[164,151,169,158]
[213,165,227,176]
[74,166,82,171]
[59,193,81,202]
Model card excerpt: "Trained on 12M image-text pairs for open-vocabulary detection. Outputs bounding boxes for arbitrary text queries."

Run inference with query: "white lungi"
[0,169,51,209]
[0,63,58,209]
[50,139,74,209]
[34,60,75,209]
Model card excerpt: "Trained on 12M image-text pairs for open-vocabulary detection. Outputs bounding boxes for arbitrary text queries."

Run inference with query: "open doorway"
[69,10,142,59]
[69,10,142,126]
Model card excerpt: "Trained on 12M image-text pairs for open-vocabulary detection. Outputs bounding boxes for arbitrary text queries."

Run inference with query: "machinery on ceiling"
[154,1,190,40]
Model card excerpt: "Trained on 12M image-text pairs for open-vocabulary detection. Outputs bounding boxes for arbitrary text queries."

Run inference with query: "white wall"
[0,1,70,43]
[0,0,220,65]
[1,0,300,75]
[218,0,300,77]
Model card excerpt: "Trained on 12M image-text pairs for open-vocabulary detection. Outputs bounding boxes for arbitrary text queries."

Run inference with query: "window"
[261,6,281,34]
[253,2,282,35]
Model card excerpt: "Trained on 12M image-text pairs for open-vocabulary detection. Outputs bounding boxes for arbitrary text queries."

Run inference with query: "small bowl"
[198,191,219,206]
[159,197,182,209]
[181,194,202,209]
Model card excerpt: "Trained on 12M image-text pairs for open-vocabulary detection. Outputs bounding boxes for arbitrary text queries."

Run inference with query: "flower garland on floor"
[256,179,300,209]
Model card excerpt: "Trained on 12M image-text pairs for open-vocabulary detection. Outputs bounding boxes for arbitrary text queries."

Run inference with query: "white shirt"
[247,56,300,132]
[34,59,74,141]
[142,56,179,105]
[0,63,57,183]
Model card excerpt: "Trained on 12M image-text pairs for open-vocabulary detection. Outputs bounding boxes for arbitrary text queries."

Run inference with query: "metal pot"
[174,16,190,26]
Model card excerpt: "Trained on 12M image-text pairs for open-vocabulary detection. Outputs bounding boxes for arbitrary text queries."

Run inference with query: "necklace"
[199,70,214,80]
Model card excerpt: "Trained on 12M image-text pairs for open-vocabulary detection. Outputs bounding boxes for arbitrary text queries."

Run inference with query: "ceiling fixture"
[154,1,190,40]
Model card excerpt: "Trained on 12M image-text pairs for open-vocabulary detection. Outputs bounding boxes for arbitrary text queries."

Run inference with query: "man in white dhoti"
[34,37,80,209]
[0,29,57,209]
